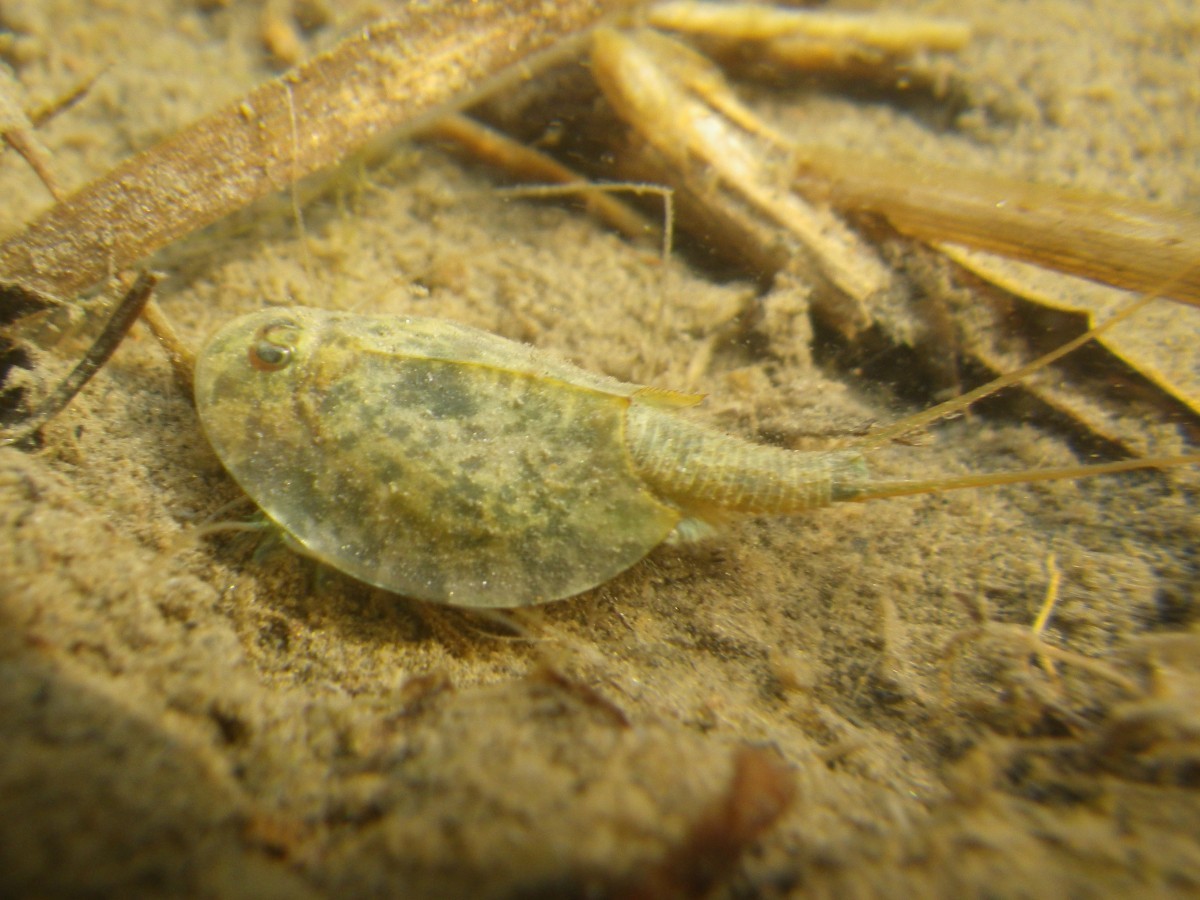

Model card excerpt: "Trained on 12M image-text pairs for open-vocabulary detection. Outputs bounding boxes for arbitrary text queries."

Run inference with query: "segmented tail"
[624,402,869,519]
[624,400,1200,522]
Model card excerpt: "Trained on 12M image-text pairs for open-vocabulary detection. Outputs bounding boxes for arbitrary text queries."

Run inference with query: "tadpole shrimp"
[187,278,1198,608]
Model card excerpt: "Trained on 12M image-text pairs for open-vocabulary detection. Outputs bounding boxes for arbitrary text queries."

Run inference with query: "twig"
[0,271,158,446]
[0,64,65,200]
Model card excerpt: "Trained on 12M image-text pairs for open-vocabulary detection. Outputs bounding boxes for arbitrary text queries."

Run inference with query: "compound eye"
[248,321,299,372]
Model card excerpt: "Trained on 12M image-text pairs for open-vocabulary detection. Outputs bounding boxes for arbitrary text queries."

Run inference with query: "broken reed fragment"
[648,1,970,52]
[791,148,1200,307]
[0,0,633,303]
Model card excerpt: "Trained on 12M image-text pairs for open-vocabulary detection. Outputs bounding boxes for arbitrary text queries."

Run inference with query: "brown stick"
[0,0,633,303]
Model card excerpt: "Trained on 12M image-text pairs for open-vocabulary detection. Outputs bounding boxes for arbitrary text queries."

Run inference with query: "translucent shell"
[193,308,683,607]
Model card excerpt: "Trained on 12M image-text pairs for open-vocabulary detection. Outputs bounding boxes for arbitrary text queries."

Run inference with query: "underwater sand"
[1,0,1198,896]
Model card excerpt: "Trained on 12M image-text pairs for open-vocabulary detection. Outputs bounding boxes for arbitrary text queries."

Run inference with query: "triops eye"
[250,340,291,370]
[248,322,299,371]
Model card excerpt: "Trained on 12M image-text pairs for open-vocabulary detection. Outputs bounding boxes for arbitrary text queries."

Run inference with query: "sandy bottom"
[1,1,1198,897]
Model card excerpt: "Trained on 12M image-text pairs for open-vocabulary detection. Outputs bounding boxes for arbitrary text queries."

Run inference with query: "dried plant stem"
[792,148,1200,306]
[0,0,632,303]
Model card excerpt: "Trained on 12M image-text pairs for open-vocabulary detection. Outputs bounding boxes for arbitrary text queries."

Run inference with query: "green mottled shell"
[193,307,682,607]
